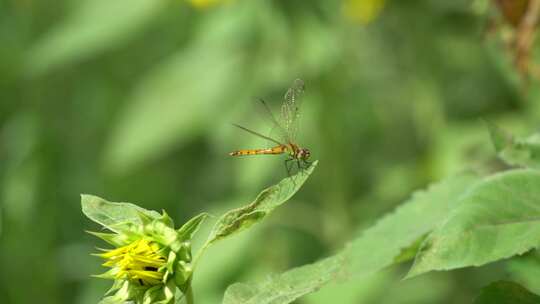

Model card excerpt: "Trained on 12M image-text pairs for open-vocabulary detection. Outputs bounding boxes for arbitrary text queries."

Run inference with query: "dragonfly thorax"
[289,144,310,160]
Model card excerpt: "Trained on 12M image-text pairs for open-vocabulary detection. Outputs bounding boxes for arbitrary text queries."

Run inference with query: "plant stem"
[185,282,194,304]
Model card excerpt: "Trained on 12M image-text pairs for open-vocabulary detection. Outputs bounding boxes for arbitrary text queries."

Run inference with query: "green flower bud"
[83,195,208,304]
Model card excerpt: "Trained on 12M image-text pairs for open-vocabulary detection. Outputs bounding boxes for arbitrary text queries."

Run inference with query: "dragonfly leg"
[285,158,299,187]
[284,158,294,178]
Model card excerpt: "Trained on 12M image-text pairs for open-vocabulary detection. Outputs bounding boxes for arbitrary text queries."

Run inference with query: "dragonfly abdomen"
[229,145,287,157]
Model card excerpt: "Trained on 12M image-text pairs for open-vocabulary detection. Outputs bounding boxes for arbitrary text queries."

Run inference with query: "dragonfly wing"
[232,123,284,146]
[281,78,305,142]
[258,98,289,144]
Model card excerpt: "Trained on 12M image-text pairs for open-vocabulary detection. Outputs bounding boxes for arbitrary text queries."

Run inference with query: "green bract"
[82,195,208,304]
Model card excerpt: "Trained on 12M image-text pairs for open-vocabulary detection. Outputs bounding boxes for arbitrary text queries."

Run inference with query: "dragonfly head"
[297,147,311,160]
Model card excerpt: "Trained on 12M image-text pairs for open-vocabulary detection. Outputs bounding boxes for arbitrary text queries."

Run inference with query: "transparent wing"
[258,98,289,144]
[280,78,305,143]
[232,123,284,146]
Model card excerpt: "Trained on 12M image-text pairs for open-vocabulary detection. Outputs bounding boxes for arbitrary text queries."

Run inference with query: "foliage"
[407,169,540,278]
[473,281,540,304]
[4,0,540,304]
[486,122,540,169]
[82,164,317,303]
[222,173,477,304]
[220,134,540,304]
[199,161,317,251]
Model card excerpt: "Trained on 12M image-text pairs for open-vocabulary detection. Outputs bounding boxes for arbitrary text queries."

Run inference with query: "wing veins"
[232,123,284,146]
[258,98,288,140]
[281,79,305,142]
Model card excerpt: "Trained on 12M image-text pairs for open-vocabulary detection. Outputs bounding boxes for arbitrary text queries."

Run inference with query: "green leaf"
[304,271,393,304]
[25,0,164,74]
[347,172,478,278]
[407,169,540,278]
[507,252,540,294]
[473,281,540,304]
[197,161,318,261]
[81,194,160,233]
[392,235,427,264]
[177,212,210,241]
[486,122,540,170]
[223,254,345,304]
[221,172,478,304]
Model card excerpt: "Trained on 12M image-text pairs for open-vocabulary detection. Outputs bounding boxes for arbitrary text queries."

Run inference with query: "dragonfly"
[229,79,312,175]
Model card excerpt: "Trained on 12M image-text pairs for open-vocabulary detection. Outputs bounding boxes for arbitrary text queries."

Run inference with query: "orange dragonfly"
[229,79,312,175]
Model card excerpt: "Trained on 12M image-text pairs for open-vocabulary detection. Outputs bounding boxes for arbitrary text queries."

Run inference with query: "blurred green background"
[1,0,539,303]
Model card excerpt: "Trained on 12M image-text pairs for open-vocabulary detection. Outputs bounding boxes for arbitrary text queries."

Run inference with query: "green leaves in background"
[473,281,540,304]
[407,169,540,278]
[222,173,478,304]
[102,3,262,175]
[26,0,165,74]
[486,122,540,170]
[196,162,318,261]
[103,45,243,175]
[507,253,540,295]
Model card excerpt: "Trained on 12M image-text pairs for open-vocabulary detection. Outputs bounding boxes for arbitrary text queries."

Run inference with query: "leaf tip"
[483,120,512,152]
[402,268,422,280]
[403,254,431,280]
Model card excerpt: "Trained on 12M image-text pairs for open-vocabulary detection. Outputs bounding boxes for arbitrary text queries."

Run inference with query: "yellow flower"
[342,0,386,25]
[97,239,167,286]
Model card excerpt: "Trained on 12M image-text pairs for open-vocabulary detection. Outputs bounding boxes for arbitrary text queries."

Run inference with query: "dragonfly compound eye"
[300,148,310,160]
